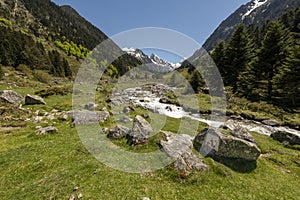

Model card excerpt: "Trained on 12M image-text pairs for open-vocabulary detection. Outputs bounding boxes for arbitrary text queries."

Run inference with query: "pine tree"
[211,40,226,76]
[276,40,300,106]
[255,21,288,99]
[62,58,72,77]
[223,24,251,93]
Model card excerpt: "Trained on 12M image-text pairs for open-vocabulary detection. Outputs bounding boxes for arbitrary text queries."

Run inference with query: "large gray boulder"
[194,128,261,161]
[160,132,208,176]
[271,131,300,145]
[67,110,109,125]
[25,94,46,105]
[127,115,153,145]
[107,125,130,139]
[0,90,23,105]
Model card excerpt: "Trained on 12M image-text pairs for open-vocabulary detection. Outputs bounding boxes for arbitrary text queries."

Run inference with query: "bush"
[35,85,72,97]
[0,65,3,80]
[16,64,32,78]
[33,70,52,84]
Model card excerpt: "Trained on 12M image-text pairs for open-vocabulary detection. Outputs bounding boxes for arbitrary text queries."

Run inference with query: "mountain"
[0,0,141,76]
[203,0,300,51]
[123,48,180,73]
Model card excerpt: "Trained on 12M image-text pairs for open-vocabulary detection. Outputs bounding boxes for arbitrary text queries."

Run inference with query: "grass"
[0,69,300,199]
[0,123,299,199]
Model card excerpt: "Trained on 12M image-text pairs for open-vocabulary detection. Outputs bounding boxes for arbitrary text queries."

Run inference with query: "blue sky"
[52,0,250,62]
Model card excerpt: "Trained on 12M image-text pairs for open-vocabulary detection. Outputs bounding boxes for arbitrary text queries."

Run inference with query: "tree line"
[211,8,300,106]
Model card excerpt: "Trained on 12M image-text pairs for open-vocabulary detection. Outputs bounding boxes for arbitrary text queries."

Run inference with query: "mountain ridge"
[203,0,300,51]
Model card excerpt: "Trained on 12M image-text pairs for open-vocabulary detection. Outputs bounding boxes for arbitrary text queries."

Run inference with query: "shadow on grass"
[212,156,257,173]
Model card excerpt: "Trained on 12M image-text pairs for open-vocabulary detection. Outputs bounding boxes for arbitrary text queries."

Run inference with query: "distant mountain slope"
[123,48,180,73]
[0,0,141,76]
[203,0,300,51]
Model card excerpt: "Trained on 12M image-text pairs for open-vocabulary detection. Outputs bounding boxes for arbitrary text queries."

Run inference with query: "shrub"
[33,70,52,84]
[16,64,32,78]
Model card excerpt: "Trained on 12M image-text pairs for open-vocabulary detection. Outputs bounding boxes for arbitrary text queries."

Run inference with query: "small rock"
[142,197,150,200]
[73,186,79,191]
[25,94,46,105]
[108,125,130,139]
[262,119,280,127]
[35,126,42,130]
[61,114,69,121]
[117,116,132,123]
[69,194,76,200]
[34,116,44,123]
[142,114,149,119]
[78,193,83,199]
[84,102,98,111]
[99,128,108,134]
[123,106,134,113]
[36,126,58,135]
[46,115,55,121]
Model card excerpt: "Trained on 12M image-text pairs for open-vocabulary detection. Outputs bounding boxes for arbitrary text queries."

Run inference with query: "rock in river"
[271,131,300,145]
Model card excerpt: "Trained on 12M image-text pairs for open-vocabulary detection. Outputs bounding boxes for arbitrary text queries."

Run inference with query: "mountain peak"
[123,48,181,73]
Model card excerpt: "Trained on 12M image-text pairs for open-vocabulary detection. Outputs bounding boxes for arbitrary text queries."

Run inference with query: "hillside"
[0,0,141,78]
[203,0,300,51]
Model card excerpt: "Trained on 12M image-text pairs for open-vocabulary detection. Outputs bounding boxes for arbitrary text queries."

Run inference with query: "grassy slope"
[0,71,299,199]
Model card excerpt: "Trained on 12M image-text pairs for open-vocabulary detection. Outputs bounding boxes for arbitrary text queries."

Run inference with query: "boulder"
[66,110,109,125]
[160,132,208,176]
[107,125,130,139]
[270,131,300,145]
[0,90,23,105]
[194,128,261,161]
[262,119,280,127]
[36,126,58,135]
[25,94,46,105]
[127,115,153,145]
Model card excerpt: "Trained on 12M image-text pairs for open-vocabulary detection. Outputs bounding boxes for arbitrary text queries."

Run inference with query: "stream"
[111,85,300,137]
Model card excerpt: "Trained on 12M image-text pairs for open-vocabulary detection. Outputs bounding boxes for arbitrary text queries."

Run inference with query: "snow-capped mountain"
[242,0,268,20]
[123,48,181,73]
[203,0,300,51]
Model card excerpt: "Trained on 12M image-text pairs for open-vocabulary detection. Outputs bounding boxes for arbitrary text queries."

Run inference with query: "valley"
[0,0,299,199]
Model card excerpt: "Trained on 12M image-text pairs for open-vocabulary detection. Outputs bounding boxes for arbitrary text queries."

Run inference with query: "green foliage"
[35,86,72,98]
[105,64,119,78]
[209,7,300,107]
[54,40,89,59]
[0,18,12,27]
[21,0,108,50]
[48,50,72,77]
[33,70,52,84]
[276,40,300,105]
[0,26,50,69]
[0,64,3,80]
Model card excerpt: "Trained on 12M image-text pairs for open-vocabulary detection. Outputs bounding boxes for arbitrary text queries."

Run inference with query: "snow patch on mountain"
[242,0,268,20]
[123,48,181,73]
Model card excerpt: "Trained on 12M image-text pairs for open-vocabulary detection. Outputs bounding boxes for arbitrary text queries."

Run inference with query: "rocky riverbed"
[110,84,300,143]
